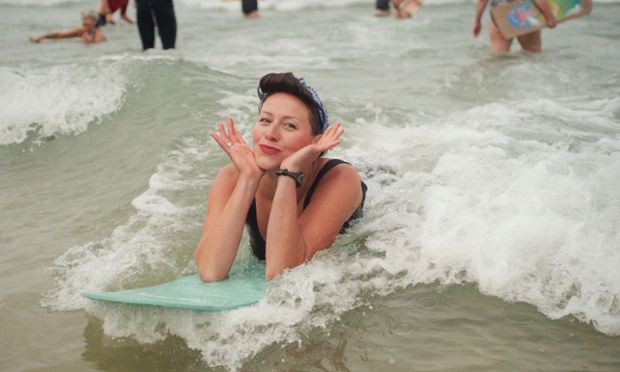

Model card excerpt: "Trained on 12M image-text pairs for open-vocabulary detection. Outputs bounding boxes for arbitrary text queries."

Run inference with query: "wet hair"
[257,72,329,135]
[81,9,99,22]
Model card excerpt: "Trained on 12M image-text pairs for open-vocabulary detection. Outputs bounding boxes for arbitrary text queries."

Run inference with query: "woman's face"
[82,16,95,28]
[252,92,316,170]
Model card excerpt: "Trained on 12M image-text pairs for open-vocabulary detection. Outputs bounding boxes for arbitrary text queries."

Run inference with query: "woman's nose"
[265,124,279,141]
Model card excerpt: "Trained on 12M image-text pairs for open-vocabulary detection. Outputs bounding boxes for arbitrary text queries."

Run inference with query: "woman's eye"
[284,122,297,129]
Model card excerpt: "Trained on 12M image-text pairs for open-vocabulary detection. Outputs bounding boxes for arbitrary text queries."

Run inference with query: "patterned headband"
[258,77,329,133]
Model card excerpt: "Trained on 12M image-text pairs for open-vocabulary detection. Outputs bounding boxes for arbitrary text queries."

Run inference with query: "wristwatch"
[275,169,304,188]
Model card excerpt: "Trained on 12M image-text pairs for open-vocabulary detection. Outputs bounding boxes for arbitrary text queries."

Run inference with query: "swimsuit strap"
[303,159,348,209]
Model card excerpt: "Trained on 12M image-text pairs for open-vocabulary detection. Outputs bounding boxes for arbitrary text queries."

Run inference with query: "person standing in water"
[242,0,259,18]
[136,0,177,50]
[375,0,391,16]
[32,9,106,44]
[194,72,367,282]
[473,0,557,52]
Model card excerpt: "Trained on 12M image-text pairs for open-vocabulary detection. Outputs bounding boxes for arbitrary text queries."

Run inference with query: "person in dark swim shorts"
[375,0,391,16]
[136,0,176,50]
[242,0,259,18]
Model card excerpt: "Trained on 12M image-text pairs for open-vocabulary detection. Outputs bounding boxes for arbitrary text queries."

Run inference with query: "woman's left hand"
[280,122,344,171]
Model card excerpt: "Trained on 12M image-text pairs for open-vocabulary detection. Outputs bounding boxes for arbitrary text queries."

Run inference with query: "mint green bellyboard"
[82,262,267,311]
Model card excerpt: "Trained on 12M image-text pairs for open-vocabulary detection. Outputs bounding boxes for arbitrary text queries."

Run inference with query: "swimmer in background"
[32,9,106,44]
[96,0,134,27]
[473,0,557,52]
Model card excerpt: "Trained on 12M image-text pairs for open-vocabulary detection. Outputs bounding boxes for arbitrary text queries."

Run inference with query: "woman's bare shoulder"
[322,159,362,184]
[214,163,239,183]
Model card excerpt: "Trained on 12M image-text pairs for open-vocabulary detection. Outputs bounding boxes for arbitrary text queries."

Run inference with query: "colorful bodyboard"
[491,0,592,39]
[82,263,267,311]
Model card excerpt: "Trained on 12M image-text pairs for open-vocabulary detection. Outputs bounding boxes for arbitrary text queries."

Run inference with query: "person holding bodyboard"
[194,72,367,282]
[473,0,557,52]
[490,0,592,40]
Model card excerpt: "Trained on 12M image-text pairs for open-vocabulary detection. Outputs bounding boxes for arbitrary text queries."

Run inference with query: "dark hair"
[257,72,324,136]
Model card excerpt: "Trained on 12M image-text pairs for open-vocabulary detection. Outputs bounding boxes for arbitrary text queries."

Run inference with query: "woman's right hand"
[211,117,264,180]
[473,20,482,38]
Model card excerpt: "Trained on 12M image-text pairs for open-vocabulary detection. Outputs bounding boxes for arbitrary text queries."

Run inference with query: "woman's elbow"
[265,262,287,281]
[197,264,228,282]
[265,257,309,281]
[198,270,226,282]
[265,269,279,281]
[195,252,227,282]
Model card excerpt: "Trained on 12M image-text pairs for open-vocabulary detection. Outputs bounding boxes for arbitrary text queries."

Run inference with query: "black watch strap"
[275,169,304,188]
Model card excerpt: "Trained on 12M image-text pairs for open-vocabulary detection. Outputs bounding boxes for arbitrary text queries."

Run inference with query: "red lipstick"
[259,144,280,154]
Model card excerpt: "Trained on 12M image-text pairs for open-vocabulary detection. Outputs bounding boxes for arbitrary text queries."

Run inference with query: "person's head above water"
[257,72,329,135]
[80,9,99,27]
[81,9,99,22]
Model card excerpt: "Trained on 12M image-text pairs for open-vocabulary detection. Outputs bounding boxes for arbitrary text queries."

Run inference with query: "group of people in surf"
[375,0,557,52]
[32,0,558,53]
[32,0,177,50]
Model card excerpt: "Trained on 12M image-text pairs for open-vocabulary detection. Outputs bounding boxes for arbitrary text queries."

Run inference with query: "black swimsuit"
[245,159,367,260]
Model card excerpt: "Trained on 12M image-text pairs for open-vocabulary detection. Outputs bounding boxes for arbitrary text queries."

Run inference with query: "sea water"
[1,0,619,370]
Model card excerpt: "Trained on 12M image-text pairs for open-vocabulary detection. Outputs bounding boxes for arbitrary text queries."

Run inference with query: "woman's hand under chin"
[280,122,344,171]
[211,117,265,180]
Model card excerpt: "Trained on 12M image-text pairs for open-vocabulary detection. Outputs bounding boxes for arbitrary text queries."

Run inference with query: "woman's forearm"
[475,0,489,24]
[264,177,308,280]
[531,0,557,24]
[195,175,259,282]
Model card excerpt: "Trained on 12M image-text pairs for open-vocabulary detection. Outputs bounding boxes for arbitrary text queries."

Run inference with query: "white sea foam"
[41,85,620,370]
[0,62,126,146]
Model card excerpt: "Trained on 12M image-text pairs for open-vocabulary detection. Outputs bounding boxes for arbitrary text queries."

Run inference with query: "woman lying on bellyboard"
[194,72,367,282]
